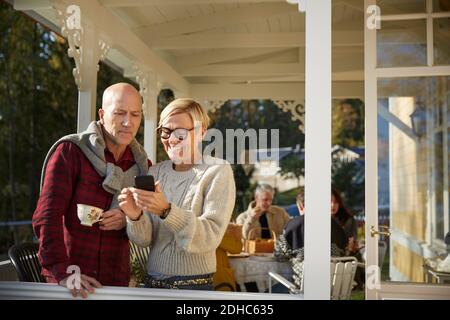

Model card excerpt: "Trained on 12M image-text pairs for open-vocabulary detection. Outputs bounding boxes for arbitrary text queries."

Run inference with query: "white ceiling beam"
[100,0,362,7]
[100,0,284,7]
[135,3,295,41]
[153,31,363,49]
[186,71,364,81]
[13,0,52,10]
[43,0,189,93]
[187,73,364,83]
[190,81,364,100]
[180,63,303,77]
[153,33,306,49]
[176,48,294,68]
[180,53,363,77]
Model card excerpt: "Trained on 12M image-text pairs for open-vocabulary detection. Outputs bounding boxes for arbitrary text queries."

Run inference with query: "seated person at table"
[331,188,365,289]
[331,188,360,256]
[276,191,347,260]
[284,192,304,217]
[236,184,290,240]
[213,223,243,291]
[272,191,347,293]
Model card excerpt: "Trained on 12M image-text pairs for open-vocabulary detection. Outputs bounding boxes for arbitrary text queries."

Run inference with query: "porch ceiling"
[12,0,367,99]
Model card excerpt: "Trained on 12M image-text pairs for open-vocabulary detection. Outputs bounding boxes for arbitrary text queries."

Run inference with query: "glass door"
[364,0,450,299]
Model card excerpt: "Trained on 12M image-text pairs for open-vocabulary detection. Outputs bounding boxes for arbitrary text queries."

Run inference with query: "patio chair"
[268,256,358,300]
[8,242,46,283]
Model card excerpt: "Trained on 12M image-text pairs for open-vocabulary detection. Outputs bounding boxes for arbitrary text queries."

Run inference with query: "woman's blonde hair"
[158,98,210,130]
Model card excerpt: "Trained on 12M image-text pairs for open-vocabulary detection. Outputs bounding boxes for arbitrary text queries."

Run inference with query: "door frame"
[364,0,450,300]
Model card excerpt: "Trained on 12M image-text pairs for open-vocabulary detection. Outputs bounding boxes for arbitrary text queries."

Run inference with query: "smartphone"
[134,175,155,192]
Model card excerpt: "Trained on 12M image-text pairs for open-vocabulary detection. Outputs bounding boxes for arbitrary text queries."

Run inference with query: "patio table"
[229,254,292,293]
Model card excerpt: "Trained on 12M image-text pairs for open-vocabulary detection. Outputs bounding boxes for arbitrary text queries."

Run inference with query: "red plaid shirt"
[33,141,149,286]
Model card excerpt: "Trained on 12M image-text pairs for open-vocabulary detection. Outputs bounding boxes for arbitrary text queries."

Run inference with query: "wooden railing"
[0,281,303,300]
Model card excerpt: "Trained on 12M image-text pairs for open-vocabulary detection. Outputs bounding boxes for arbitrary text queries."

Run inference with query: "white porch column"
[54,2,110,132]
[289,0,332,299]
[135,66,160,163]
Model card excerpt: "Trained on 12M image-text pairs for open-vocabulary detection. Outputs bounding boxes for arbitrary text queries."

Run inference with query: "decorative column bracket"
[52,1,110,90]
[133,64,161,119]
[273,100,305,132]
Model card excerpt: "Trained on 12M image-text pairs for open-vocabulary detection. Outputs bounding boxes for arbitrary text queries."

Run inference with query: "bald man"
[33,83,150,297]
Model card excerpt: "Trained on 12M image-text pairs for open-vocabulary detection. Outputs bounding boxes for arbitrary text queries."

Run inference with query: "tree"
[231,164,256,217]
[332,159,365,214]
[278,153,304,186]
[332,99,365,147]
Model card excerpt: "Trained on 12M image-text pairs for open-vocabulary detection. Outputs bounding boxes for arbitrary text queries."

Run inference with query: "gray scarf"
[40,121,149,208]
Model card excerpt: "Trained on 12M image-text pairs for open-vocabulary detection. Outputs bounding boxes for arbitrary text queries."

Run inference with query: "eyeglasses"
[157,126,194,141]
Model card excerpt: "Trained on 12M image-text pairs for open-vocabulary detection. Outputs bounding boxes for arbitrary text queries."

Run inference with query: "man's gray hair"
[255,184,275,197]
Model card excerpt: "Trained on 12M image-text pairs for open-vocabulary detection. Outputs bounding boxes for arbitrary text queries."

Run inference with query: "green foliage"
[231,164,256,217]
[332,159,365,214]
[332,99,365,147]
[278,154,304,185]
[273,186,303,206]
[331,99,365,214]
[209,100,304,149]
[130,257,146,286]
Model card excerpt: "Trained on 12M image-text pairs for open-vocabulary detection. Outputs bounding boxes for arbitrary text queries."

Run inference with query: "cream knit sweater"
[126,157,236,277]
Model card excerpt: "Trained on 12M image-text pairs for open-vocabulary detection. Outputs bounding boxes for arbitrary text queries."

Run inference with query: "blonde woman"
[118,98,236,290]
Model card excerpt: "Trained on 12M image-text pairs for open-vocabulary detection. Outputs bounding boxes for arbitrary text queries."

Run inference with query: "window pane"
[377,20,427,67]
[434,18,450,66]
[377,76,449,283]
[433,0,450,12]
[378,0,426,15]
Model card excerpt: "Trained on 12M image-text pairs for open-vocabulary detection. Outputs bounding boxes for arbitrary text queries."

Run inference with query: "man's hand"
[249,206,263,220]
[59,274,102,299]
[99,208,126,231]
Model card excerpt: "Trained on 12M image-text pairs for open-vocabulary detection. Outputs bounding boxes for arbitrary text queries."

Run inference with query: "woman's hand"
[118,188,142,221]
[129,181,170,216]
[346,237,359,254]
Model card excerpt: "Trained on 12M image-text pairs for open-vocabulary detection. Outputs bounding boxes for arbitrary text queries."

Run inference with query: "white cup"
[77,204,104,226]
